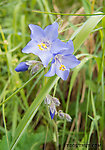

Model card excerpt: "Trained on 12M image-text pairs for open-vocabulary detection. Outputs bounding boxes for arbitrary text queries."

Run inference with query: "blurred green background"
[0,0,105,150]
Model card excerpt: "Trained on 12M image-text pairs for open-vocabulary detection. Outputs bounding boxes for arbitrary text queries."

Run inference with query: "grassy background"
[0,0,105,150]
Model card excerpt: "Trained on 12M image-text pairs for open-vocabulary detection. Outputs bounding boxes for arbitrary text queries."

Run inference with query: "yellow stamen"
[59,65,66,71]
[38,44,43,50]
[41,43,47,48]
[38,43,47,51]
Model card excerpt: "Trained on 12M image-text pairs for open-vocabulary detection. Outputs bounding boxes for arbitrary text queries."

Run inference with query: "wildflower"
[15,62,29,72]
[45,40,80,80]
[22,22,68,67]
[58,110,72,122]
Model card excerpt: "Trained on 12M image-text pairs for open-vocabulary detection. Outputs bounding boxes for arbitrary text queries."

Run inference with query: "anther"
[38,43,48,51]
[59,65,66,71]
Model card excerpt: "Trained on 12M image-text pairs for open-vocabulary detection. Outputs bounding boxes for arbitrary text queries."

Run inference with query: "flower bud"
[58,110,65,119]
[58,110,72,122]
[15,62,29,72]
[45,94,60,106]
[44,96,51,105]
[52,97,60,106]
[49,102,56,119]
[65,114,72,122]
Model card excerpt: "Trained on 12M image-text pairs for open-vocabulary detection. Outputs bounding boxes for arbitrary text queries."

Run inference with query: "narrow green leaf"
[72,12,104,53]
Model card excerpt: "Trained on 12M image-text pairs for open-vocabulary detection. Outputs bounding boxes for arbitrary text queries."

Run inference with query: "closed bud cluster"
[44,94,60,119]
[45,95,72,122]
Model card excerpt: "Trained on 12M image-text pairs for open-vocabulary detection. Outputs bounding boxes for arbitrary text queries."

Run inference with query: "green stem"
[2,97,10,150]
[32,10,105,16]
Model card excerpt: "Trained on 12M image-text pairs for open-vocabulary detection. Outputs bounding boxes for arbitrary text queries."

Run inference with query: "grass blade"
[72,12,104,53]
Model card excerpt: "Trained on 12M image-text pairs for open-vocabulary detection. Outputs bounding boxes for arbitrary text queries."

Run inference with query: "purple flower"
[15,62,29,72]
[45,40,80,80]
[22,22,68,67]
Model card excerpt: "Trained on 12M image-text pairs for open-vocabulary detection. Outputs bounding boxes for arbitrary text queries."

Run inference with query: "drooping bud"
[58,110,72,122]
[15,62,29,72]
[45,94,60,106]
[65,113,72,122]
[49,102,56,119]
[58,110,65,119]
[52,97,60,106]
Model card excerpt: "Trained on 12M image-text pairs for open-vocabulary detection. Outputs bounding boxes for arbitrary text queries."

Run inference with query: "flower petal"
[22,40,53,67]
[61,54,81,69]
[60,40,74,55]
[44,22,59,41]
[38,51,53,67]
[29,24,45,41]
[51,39,67,54]
[56,61,70,80]
[45,62,56,77]
[22,40,39,55]
[66,40,74,54]
[15,62,29,72]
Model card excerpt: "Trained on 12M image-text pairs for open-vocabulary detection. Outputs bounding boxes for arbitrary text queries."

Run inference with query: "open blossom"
[45,40,80,80]
[22,22,68,67]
